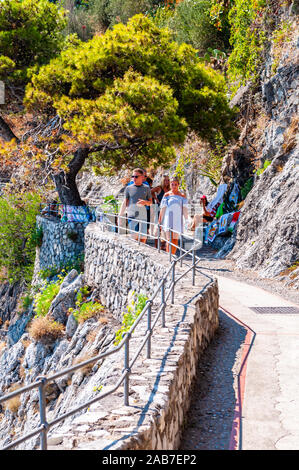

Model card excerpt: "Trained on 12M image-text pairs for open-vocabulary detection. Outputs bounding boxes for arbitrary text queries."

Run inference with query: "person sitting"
[190,195,214,231]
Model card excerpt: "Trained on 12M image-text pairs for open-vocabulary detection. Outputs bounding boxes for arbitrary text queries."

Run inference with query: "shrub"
[167,0,228,55]
[240,177,253,200]
[227,0,267,86]
[0,192,42,285]
[255,159,271,176]
[33,277,64,317]
[114,292,148,345]
[69,286,105,324]
[70,300,105,324]
[20,294,34,313]
[0,0,67,83]
[30,225,44,248]
[28,317,64,343]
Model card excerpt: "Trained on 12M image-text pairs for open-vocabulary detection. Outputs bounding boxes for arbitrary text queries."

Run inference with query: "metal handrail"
[0,211,203,451]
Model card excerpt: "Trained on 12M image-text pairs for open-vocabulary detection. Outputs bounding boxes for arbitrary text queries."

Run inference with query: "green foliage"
[30,225,44,248]
[86,0,162,32]
[165,0,229,55]
[240,177,253,200]
[271,19,292,75]
[0,192,42,284]
[149,4,174,29]
[255,159,271,176]
[38,254,84,281]
[227,0,267,86]
[25,14,237,174]
[21,294,34,312]
[100,195,121,214]
[71,300,104,323]
[69,286,104,323]
[174,132,226,190]
[0,0,67,83]
[33,276,64,317]
[114,292,148,345]
[105,0,156,27]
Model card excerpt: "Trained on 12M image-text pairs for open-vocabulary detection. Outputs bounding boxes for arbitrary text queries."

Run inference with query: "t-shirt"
[124,184,152,218]
[127,180,150,186]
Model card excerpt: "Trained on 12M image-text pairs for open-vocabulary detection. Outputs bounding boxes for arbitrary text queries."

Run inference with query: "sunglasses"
[132,174,142,178]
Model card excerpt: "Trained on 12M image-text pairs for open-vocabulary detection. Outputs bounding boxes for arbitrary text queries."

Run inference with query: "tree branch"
[0,115,20,143]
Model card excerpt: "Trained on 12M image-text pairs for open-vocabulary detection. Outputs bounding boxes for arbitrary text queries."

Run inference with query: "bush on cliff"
[0,191,42,285]
[28,316,64,344]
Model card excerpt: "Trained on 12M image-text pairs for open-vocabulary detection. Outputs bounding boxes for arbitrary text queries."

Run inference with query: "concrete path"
[216,275,299,450]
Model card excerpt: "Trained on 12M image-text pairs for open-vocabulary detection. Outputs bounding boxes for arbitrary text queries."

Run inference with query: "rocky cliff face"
[228,18,298,282]
[0,269,120,449]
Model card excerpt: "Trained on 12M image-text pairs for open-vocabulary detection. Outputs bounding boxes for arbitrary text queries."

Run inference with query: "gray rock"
[66,313,78,339]
[48,271,83,325]
[7,304,34,346]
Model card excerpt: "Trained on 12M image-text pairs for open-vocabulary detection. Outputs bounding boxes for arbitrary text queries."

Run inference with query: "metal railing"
[0,212,204,451]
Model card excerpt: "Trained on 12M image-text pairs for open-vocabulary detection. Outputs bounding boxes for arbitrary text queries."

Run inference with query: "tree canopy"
[0,0,67,84]
[2,14,237,204]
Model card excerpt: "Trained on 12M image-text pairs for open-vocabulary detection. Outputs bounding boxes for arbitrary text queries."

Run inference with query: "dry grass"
[283,115,298,153]
[3,384,22,414]
[271,19,297,75]
[21,338,31,349]
[28,316,64,343]
[279,261,299,278]
[0,341,6,355]
[73,353,95,376]
[86,328,100,343]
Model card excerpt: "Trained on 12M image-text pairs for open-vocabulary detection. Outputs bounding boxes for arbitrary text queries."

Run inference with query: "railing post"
[171,262,176,304]
[138,221,141,245]
[147,300,152,359]
[124,333,130,406]
[161,279,165,327]
[37,376,48,450]
[169,230,172,261]
[179,233,183,267]
[192,235,196,286]
[158,224,161,253]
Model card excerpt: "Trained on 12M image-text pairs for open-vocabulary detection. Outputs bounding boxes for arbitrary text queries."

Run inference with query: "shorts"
[128,217,147,237]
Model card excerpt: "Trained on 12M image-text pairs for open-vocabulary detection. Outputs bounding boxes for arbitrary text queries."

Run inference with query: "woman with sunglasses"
[158,177,189,254]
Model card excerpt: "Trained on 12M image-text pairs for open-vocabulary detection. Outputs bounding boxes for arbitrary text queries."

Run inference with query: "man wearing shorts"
[121,168,152,243]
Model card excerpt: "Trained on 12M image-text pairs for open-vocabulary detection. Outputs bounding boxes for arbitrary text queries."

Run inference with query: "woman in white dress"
[158,177,189,254]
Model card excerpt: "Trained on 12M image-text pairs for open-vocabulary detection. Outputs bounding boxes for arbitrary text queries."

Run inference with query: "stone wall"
[34,215,88,279]
[10,221,219,450]
[46,225,219,450]
[84,223,173,321]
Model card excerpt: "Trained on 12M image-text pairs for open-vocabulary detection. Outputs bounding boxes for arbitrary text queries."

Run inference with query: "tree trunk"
[52,147,89,205]
[0,115,19,143]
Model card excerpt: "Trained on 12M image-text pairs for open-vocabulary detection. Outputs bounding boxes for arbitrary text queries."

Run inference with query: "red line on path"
[219,305,256,451]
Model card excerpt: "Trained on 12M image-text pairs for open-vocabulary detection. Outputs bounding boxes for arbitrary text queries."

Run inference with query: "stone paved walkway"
[179,268,299,451]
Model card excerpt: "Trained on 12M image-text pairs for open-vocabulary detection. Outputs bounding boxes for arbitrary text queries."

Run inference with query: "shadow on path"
[179,309,247,450]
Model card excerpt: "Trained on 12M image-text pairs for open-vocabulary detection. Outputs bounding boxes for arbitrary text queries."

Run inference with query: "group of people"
[119,168,213,254]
